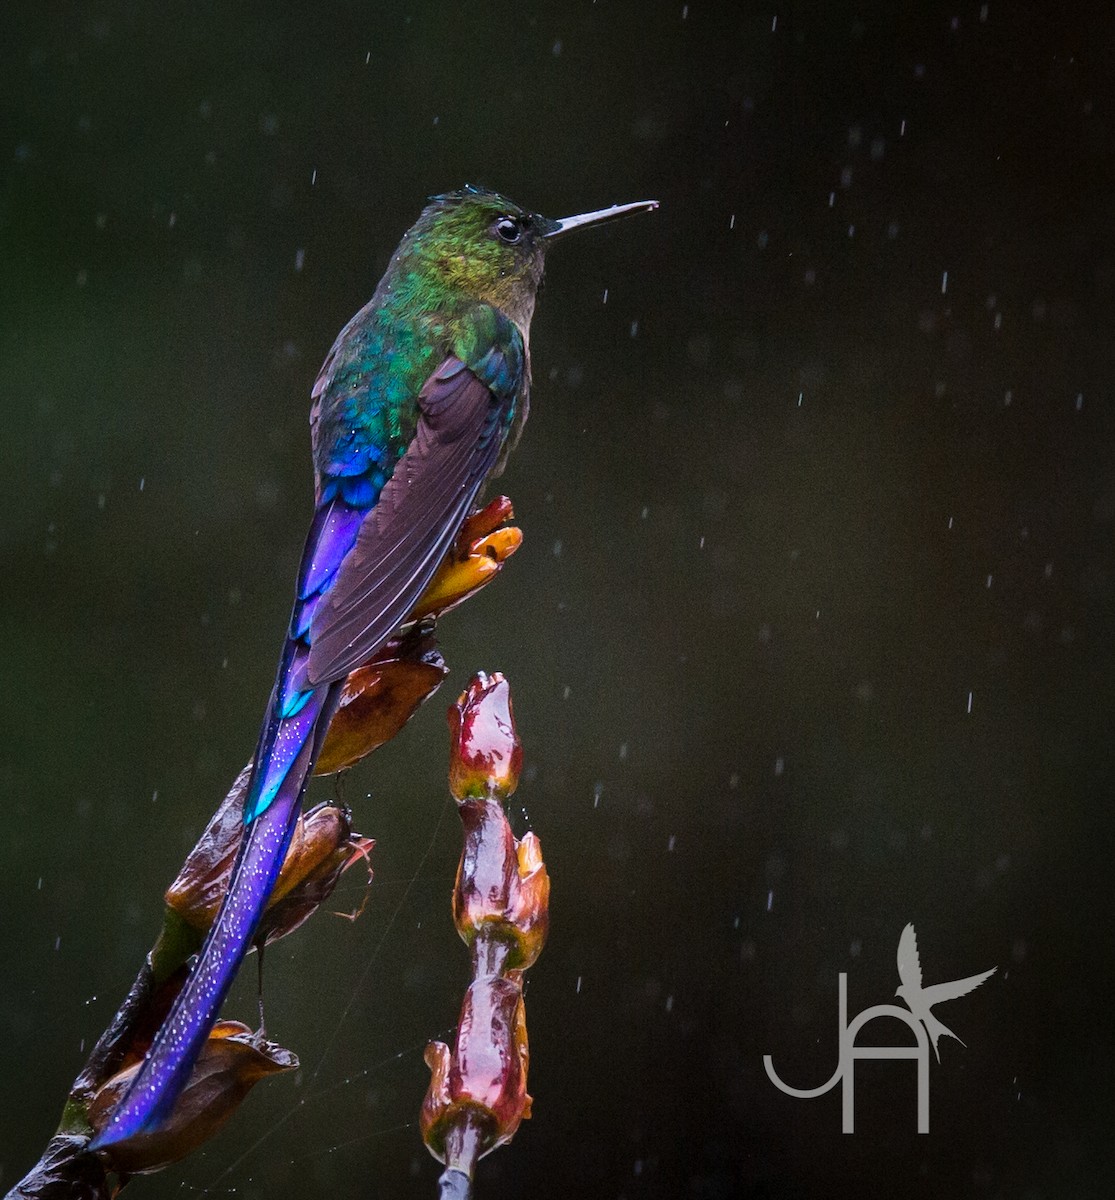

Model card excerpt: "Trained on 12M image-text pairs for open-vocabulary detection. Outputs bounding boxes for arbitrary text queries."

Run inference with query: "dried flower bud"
[447,672,523,801]
[257,803,374,943]
[420,976,531,1169]
[88,1022,297,1175]
[166,776,372,944]
[413,496,522,621]
[315,627,447,775]
[163,767,252,931]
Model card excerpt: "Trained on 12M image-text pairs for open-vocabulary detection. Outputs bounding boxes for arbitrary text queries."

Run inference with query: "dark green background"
[2,2,1112,1197]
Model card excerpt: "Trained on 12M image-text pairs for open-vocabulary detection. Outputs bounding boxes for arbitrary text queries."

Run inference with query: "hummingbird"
[895,923,997,1062]
[90,186,657,1151]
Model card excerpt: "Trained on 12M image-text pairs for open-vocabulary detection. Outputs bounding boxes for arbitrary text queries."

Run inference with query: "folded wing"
[307,356,513,685]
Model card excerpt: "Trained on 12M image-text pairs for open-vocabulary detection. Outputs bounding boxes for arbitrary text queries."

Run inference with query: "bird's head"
[399,185,657,329]
[895,984,908,1001]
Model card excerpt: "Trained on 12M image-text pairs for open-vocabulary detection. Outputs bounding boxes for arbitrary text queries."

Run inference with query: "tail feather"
[923,1010,964,1062]
[90,495,366,1152]
[89,677,340,1150]
[246,659,327,822]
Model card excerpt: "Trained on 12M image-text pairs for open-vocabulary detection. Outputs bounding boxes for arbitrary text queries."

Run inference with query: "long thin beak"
[543,199,659,239]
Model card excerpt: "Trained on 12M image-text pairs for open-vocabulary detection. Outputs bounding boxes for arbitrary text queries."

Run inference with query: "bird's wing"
[896,923,923,991]
[922,965,997,1007]
[307,346,519,685]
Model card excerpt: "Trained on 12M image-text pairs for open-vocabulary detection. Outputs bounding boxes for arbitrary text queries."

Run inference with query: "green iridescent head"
[400,185,658,327]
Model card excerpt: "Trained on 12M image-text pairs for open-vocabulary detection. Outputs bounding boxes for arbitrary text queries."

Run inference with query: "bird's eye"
[494,216,522,244]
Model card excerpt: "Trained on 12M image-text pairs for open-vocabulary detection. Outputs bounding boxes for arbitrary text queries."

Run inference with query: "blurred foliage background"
[1,1,1113,1196]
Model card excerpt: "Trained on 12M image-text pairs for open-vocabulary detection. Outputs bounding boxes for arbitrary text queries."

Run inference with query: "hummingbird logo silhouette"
[894,923,996,1061]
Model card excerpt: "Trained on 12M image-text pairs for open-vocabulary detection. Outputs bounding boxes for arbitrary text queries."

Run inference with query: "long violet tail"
[90,500,367,1149]
[89,668,341,1149]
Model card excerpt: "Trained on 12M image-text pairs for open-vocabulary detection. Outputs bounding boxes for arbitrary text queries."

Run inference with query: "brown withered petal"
[166,789,373,945]
[256,804,374,944]
[88,1022,297,1175]
[412,496,520,621]
[315,627,447,775]
[447,673,523,801]
[7,1134,110,1200]
[164,766,253,930]
[412,526,522,620]
[457,495,515,547]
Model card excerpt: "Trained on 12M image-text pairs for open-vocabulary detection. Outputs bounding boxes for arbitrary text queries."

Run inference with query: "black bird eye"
[494,216,522,244]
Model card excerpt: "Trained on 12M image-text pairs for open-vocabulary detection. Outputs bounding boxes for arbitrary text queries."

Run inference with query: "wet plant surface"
[2,2,1113,1197]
